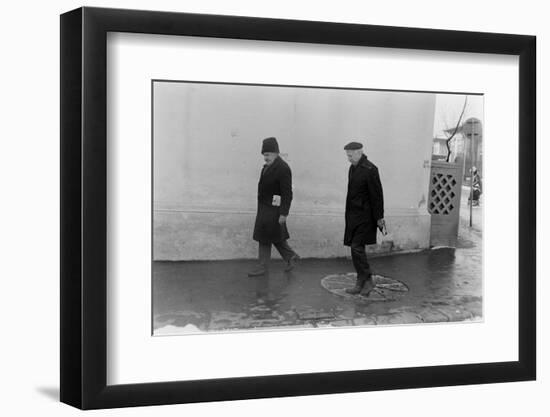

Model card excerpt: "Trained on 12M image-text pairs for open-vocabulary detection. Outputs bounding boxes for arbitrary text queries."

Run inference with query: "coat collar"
[357,153,368,167]
[262,155,281,176]
[349,154,368,176]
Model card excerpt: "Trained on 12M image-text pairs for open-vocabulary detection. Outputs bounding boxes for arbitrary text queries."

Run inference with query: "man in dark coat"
[248,137,300,276]
[343,141,385,296]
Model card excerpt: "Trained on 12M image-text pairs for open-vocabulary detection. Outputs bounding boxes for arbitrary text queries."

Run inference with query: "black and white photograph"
[0,0,545,413]
[152,81,484,335]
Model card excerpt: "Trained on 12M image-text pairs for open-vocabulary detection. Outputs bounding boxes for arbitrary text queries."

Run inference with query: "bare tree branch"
[445,96,468,162]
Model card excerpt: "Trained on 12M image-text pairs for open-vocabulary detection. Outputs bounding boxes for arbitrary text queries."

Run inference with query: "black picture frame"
[60,6,536,410]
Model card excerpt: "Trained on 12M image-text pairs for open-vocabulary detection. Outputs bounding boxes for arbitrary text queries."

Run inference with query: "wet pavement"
[153,249,482,333]
[153,192,482,334]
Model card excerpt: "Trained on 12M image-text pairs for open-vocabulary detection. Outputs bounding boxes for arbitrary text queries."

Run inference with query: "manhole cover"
[321,273,409,302]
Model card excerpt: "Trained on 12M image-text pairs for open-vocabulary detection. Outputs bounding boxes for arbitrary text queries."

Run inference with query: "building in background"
[432,95,484,179]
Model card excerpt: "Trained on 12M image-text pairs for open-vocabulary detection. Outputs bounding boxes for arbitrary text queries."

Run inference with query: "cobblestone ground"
[153,190,482,334]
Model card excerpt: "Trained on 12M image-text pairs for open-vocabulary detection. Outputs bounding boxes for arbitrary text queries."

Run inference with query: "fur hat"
[261,137,280,153]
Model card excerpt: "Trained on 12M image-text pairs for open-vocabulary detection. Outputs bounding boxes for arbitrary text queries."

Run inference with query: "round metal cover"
[321,273,409,302]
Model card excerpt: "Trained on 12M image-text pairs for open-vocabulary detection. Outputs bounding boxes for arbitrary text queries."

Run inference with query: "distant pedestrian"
[248,137,300,276]
[343,141,385,296]
[469,166,482,206]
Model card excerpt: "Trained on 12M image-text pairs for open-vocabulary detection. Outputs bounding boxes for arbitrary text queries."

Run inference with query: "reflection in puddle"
[153,243,482,335]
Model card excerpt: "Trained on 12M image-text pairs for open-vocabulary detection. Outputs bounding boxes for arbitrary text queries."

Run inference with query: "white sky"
[433,93,484,137]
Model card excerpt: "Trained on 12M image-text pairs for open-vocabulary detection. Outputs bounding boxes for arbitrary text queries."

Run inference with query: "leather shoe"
[346,275,366,294]
[360,276,376,297]
[284,254,300,272]
[248,265,267,277]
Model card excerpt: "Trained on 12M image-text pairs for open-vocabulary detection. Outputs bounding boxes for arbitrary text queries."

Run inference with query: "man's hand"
[377,219,387,235]
[279,215,287,225]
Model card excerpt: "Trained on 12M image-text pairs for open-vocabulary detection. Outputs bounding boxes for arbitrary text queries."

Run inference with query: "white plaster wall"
[153,82,435,260]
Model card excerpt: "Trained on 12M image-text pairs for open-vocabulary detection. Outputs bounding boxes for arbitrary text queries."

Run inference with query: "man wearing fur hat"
[343,141,385,296]
[248,137,300,276]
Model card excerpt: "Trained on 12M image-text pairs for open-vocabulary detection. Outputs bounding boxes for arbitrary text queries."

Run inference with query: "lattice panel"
[429,173,457,215]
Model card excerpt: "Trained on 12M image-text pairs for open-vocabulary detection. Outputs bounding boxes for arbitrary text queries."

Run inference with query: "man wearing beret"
[343,141,385,296]
[248,137,300,276]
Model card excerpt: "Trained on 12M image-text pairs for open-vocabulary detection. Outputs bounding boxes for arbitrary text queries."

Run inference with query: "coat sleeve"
[366,167,384,221]
[279,165,293,216]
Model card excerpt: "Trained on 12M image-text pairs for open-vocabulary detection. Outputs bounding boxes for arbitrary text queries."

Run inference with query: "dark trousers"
[259,240,297,266]
[350,238,371,279]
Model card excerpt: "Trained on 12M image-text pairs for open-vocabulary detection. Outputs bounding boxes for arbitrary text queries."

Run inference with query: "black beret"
[343,141,363,150]
[261,137,279,153]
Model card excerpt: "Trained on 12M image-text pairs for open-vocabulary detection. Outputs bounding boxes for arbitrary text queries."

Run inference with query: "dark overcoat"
[253,156,293,244]
[344,154,384,246]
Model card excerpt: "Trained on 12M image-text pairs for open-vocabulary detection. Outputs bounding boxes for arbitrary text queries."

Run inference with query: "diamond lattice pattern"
[429,173,457,215]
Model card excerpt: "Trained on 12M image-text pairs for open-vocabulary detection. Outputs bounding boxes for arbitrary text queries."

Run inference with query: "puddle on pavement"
[153,247,482,335]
